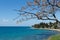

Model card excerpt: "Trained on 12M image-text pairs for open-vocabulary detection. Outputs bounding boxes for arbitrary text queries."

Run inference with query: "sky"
[0,0,60,26]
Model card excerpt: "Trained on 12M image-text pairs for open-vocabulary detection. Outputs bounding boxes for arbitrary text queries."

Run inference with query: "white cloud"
[2,19,9,23]
[0,18,16,26]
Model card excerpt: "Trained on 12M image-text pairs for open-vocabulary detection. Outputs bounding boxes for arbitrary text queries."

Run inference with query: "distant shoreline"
[41,28,60,32]
[47,29,60,32]
[31,28,60,32]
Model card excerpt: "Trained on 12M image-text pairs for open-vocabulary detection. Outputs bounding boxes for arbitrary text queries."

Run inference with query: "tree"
[49,22,53,28]
[32,24,40,28]
[14,0,60,26]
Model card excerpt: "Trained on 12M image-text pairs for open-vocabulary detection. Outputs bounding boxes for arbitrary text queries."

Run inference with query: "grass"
[48,34,60,40]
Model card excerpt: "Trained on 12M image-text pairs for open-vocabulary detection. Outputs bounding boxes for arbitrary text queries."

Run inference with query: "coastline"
[39,28,60,32]
[31,28,60,40]
[31,27,60,32]
[42,28,60,32]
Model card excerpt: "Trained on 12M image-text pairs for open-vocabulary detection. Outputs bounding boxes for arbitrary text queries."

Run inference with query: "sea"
[0,26,60,40]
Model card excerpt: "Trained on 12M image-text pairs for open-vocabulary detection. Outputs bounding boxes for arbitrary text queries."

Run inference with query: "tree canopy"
[14,0,60,23]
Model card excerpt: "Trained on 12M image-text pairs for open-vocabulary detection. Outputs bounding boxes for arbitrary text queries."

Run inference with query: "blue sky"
[0,0,60,26]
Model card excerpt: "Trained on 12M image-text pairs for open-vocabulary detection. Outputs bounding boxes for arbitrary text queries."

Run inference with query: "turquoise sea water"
[0,26,60,40]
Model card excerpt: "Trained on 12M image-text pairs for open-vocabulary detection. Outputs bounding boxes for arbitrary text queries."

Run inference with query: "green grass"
[48,34,60,40]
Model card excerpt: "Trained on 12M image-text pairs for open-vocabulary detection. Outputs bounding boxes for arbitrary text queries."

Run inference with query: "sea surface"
[0,26,60,40]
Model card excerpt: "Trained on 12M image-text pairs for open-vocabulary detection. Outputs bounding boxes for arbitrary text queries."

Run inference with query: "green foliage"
[48,34,60,40]
[32,21,58,29]
[32,24,40,28]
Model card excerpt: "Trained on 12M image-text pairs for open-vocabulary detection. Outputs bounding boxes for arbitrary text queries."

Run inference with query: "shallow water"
[0,26,60,40]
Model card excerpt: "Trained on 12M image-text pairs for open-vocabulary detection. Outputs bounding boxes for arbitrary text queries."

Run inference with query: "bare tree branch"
[47,0,60,8]
[14,0,60,23]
